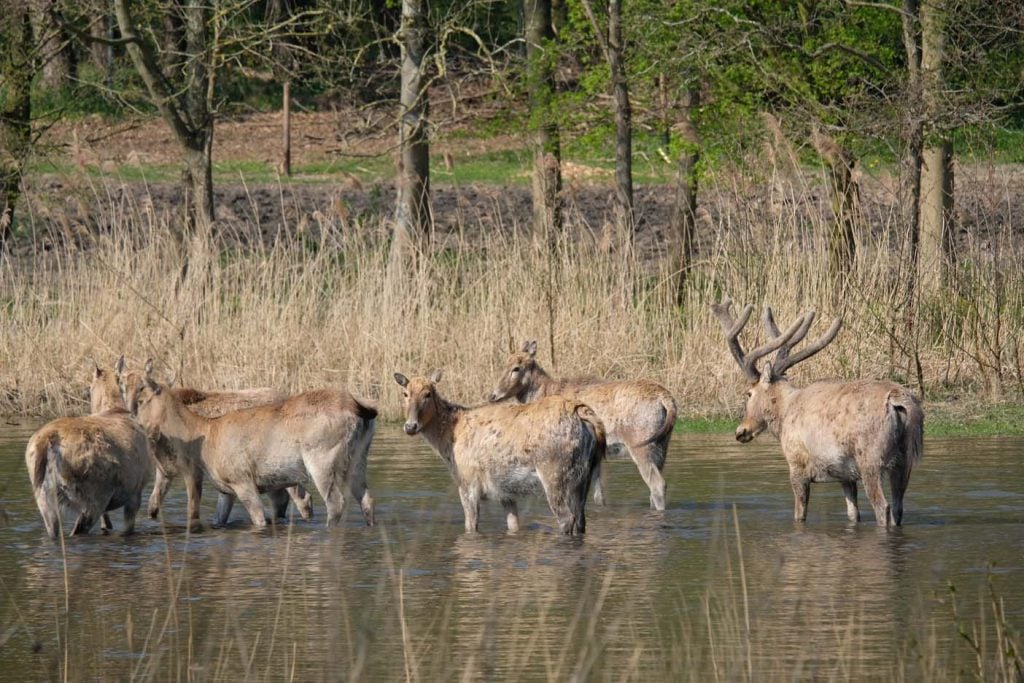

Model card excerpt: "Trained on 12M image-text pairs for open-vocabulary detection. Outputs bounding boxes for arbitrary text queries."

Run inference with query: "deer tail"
[575,404,607,462]
[637,394,678,447]
[353,397,378,422]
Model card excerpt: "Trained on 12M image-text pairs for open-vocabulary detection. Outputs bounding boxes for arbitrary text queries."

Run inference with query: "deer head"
[394,369,444,435]
[711,299,842,442]
[489,340,538,403]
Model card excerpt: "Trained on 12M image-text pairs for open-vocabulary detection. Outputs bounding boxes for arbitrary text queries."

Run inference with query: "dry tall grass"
[2,169,1022,419]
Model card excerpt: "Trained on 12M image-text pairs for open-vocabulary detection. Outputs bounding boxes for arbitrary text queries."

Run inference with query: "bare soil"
[16,110,1024,259]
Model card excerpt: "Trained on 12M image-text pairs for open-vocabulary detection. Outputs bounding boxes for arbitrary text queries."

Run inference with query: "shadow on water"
[0,425,1022,680]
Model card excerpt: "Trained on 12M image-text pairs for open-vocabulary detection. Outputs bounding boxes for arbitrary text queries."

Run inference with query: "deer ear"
[429,368,443,384]
[144,358,154,377]
[94,364,103,380]
[523,340,537,357]
[394,373,409,388]
[115,355,126,376]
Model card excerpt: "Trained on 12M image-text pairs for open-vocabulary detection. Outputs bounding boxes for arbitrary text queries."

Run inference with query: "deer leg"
[862,469,891,528]
[458,486,480,533]
[122,490,141,536]
[213,493,235,526]
[100,513,113,531]
[183,464,204,529]
[790,474,811,522]
[71,512,96,536]
[269,489,291,520]
[841,481,860,522]
[629,443,667,511]
[888,465,910,527]
[148,467,172,519]
[501,499,520,533]
[288,485,314,521]
[590,458,606,506]
[346,465,374,527]
[231,482,268,529]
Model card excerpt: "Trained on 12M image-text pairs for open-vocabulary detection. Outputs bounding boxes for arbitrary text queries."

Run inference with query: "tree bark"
[30,0,75,91]
[918,0,954,294]
[0,1,33,247]
[671,87,700,302]
[608,0,633,240]
[113,0,215,231]
[392,0,431,264]
[524,0,562,238]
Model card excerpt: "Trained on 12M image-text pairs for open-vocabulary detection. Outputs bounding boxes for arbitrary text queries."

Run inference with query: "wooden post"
[282,80,292,177]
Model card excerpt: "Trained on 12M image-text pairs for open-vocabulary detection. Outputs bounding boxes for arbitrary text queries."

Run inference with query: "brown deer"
[24,364,152,537]
[710,299,924,527]
[488,341,676,510]
[118,362,310,526]
[395,370,605,535]
[133,366,376,529]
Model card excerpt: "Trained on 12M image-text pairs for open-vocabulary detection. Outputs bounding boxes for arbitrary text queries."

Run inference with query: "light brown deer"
[133,367,376,528]
[395,370,605,535]
[488,341,676,510]
[24,364,152,537]
[711,299,924,527]
[118,362,311,526]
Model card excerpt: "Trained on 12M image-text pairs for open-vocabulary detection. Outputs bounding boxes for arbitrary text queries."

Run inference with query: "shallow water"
[1,421,1022,681]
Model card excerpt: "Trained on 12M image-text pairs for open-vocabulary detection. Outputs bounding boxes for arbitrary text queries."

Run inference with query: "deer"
[117,361,311,527]
[24,364,152,538]
[710,299,924,527]
[488,341,676,510]
[394,370,606,535]
[133,364,376,529]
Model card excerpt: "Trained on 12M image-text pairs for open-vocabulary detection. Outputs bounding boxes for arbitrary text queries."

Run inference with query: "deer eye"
[746,390,753,399]
[424,392,432,399]
[511,366,520,374]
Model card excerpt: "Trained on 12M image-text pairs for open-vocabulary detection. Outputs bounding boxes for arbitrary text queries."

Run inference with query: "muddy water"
[0,422,1021,681]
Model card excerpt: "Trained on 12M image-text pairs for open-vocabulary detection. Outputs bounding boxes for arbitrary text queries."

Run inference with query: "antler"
[710,299,806,382]
[762,306,843,377]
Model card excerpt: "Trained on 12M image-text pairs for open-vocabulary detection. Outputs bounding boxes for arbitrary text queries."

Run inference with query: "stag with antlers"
[711,299,924,527]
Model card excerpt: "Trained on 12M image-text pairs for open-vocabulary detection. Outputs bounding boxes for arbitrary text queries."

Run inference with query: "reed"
[2,168,1022,420]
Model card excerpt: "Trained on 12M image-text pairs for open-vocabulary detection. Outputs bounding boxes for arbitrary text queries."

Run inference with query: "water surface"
[1,422,1021,680]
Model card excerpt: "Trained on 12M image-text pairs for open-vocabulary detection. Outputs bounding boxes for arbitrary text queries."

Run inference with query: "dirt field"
[16,110,1024,260]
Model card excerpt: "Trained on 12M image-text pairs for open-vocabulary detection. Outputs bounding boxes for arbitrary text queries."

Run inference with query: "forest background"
[1,0,1023,430]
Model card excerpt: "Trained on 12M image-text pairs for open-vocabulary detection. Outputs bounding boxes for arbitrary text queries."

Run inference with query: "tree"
[112,0,215,230]
[391,0,432,265]
[30,0,76,91]
[580,0,633,241]
[0,0,34,247]
[524,0,562,237]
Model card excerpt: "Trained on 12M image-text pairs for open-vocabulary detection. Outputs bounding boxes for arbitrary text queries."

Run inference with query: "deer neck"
[523,365,556,402]
[157,395,211,456]
[418,397,463,470]
[765,380,799,439]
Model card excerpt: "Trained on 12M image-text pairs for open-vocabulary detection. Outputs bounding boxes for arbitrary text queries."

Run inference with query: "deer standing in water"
[395,370,605,535]
[24,364,151,537]
[711,299,924,527]
[118,361,311,526]
[133,365,376,528]
[488,341,676,510]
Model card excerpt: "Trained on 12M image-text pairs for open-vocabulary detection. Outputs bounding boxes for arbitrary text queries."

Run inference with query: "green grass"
[676,402,1024,437]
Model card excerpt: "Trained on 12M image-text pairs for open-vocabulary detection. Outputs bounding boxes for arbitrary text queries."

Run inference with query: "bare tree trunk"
[524,0,562,237]
[30,0,75,91]
[608,0,633,240]
[282,80,292,177]
[901,0,923,290]
[392,0,431,265]
[86,2,112,75]
[918,0,954,294]
[671,87,700,303]
[581,0,633,243]
[0,0,34,248]
[114,0,215,232]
